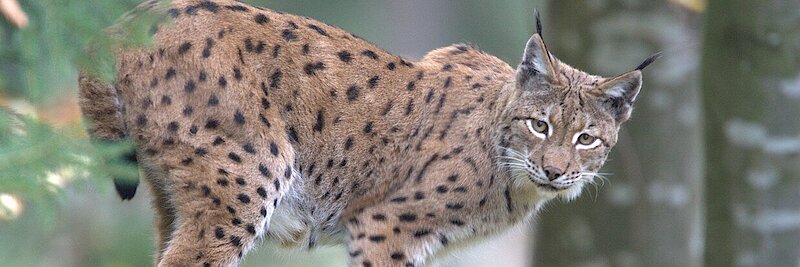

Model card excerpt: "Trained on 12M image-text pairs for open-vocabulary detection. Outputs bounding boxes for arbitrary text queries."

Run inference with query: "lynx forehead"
[79,0,655,266]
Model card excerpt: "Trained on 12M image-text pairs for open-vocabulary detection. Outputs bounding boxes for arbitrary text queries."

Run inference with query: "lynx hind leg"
[142,168,176,264]
[157,138,296,267]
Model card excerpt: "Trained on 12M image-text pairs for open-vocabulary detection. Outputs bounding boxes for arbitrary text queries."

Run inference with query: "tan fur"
[79,73,126,140]
[79,1,647,266]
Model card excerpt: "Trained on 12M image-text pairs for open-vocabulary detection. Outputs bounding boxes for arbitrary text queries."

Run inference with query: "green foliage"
[0,0,160,223]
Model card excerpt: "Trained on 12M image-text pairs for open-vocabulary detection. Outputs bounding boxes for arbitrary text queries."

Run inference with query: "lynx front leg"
[344,204,450,267]
[156,139,296,267]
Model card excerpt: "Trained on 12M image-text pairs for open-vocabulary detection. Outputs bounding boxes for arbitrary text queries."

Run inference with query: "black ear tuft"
[635,52,662,71]
[535,10,543,36]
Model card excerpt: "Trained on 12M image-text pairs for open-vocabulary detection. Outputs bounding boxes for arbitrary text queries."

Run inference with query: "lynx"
[79,0,658,266]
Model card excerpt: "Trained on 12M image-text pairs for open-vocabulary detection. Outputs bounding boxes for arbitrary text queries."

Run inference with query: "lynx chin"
[79,0,658,266]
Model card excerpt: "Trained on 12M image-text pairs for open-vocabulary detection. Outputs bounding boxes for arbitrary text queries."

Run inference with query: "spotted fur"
[79,1,653,266]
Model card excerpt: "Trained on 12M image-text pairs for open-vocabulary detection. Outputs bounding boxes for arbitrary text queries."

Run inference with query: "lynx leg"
[143,168,176,264]
[344,203,447,267]
[156,139,296,267]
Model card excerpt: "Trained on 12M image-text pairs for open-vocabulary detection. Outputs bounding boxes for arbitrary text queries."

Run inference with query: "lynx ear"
[517,12,558,87]
[595,70,642,123]
[595,52,660,123]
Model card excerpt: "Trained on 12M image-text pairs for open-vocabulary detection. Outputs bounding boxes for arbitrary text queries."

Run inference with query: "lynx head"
[497,14,659,201]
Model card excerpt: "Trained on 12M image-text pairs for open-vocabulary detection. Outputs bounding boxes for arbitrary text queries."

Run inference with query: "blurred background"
[0,0,798,266]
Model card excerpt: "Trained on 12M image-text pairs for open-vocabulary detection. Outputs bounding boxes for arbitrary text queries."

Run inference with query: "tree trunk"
[534,1,704,266]
[702,0,800,266]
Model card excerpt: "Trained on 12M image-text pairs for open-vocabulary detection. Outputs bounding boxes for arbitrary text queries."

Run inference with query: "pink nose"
[543,166,563,181]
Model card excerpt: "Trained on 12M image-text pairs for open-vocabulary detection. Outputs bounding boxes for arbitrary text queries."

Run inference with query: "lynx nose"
[543,166,563,181]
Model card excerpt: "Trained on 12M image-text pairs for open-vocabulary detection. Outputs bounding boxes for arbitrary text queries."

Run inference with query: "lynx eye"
[574,132,601,149]
[577,133,595,145]
[526,119,549,138]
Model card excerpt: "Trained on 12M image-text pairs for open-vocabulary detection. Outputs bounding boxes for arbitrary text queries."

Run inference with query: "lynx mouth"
[529,178,568,192]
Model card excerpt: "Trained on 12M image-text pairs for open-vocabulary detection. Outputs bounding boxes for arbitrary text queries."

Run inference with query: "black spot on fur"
[213,136,225,146]
[233,67,242,80]
[225,5,249,12]
[255,41,266,53]
[259,163,271,178]
[313,110,325,132]
[244,38,254,52]
[272,45,281,58]
[282,29,297,41]
[234,110,246,125]
[256,187,267,198]
[446,203,463,210]
[243,143,256,154]
[284,166,292,179]
[337,51,352,63]
[218,76,227,88]
[287,127,299,144]
[167,8,180,18]
[205,119,219,129]
[237,194,251,204]
[178,42,192,55]
[361,50,378,60]
[381,100,394,116]
[368,76,380,89]
[198,1,219,12]
[270,142,279,156]
[406,81,415,91]
[165,68,176,80]
[344,137,354,150]
[436,185,448,194]
[255,14,269,24]
[208,95,219,106]
[215,227,225,239]
[304,62,325,75]
[363,122,373,134]
[390,252,405,260]
[228,152,242,163]
[167,121,179,132]
[346,86,360,101]
[413,229,430,238]
[447,174,458,182]
[435,94,446,114]
[246,225,257,235]
[270,70,282,88]
[404,98,415,116]
[368,235,386,243]
[184,5,199,15]
[230,236,242,246]
[184,80,196,93]
[307,24,329,37]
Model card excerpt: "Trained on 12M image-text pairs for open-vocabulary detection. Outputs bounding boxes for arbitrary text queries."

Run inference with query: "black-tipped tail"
[114,177,139,200]
[113,150,139,200]
[635,52,662,71]
[80,73,140,201]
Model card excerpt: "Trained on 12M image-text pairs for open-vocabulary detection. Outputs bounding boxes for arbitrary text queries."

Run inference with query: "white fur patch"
[605,84,627,98]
